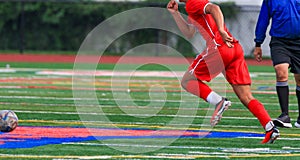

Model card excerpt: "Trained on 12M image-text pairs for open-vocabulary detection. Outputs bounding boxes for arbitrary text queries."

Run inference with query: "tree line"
[0,1,238,56]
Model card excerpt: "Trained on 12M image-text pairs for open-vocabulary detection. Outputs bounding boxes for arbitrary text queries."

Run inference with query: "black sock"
[276,85,289,116]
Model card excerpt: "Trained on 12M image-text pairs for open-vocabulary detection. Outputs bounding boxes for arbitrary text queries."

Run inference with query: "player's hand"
[219,30,234,48]
[167,0,178,14]
[254,47,263,62]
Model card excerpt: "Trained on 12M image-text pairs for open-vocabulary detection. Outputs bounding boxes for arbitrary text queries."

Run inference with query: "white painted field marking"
[1,153,300,160]
[15,110,259,121]
[34,69,279,78]
[1,94,297,107]
[61,143,295,157]
[0,95,83,100]
[241,137,300,141]
[0,69,16,73]
[63,142,220,149]
[0,142,297,159]
[36,70,186,78]
[0,154,112,159]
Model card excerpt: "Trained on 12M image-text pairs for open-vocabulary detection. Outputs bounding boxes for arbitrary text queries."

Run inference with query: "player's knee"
[275,68,289,81]
[276,71,288,81]
[276,75,288,82]
[181,73,192,90]
[181,79,188,90]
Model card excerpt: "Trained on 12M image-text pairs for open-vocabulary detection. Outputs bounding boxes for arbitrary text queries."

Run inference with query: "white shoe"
[295,121,300,128]
[210,98,231,127]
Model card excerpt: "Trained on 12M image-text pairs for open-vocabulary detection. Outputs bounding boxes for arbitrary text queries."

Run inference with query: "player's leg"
[181,48,232,126]
[181,70,228,106]
[273,63,292,128]
[231,84,279,144]
[270,37,293,128]
[181,71,213,101]
[232,85,270,126]
[223,43,279,143]
[181,71,231,126]
[181,71,223,104]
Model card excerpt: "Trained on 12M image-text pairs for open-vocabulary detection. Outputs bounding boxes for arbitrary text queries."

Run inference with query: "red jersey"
[185,0,251,85]
[185,0,234,45]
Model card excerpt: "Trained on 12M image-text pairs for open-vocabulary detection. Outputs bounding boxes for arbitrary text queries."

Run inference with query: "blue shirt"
[255,0,300,44]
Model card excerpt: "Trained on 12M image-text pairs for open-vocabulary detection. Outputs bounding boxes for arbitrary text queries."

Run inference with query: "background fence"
[227,5,271,57]
[0,1,270,57]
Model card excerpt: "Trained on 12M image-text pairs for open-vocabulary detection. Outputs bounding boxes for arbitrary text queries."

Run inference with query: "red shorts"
[189,43,251,85]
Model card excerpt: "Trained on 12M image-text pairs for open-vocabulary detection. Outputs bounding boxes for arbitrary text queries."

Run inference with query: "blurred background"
[0,0,270,57]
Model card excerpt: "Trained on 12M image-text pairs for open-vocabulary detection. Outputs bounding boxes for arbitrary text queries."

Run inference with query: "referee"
[254,0,300,128]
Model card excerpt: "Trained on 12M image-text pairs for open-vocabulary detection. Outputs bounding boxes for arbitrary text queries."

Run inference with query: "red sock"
[185,80,212,101]
[248,99,271,128]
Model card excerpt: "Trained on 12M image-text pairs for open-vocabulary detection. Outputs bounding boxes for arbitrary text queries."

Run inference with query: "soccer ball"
[0,110,18,132]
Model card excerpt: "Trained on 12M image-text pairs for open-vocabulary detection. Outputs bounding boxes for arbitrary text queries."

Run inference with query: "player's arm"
[254,0,271,62]
[205,3,233,48]
[167,0,196,39]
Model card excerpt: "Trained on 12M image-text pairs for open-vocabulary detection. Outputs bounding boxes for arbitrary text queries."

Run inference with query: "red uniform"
[185,0,251,85]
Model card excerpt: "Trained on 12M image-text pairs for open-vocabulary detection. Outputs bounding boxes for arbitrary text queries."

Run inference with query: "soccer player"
[167,0,279,143]
[254,0,300,128]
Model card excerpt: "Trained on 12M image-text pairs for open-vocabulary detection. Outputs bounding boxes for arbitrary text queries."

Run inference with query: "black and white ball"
[0,110,18,132]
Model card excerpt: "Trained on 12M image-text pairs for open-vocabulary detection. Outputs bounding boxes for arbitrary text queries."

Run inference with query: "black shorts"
[270,37,300,74]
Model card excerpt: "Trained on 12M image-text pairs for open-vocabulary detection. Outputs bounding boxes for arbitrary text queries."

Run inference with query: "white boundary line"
[0,95,298,107]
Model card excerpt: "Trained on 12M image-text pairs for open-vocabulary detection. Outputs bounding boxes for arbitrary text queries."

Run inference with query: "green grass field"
[0,62,300,159]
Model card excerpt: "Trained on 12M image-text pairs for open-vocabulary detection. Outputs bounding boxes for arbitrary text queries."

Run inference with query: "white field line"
[241,136,300,141]
[15,110,259,120]
[0,95,298,107]
[62,142,270,151]
[34,70,276,79]
[3,100,298,114]
[0,68,278,77]
[60,142,292,159]
[37,70,186,78]
[0,89,288,99]
[1,152,300,160]
[0,154,241,159]
[1,98,299,109]
[0,69,16,73]
[61,142,300,154]
[0,76,281,87]
[0,95,88,100]
[0,154,114,160]
[61,142,295,156]
[0,95,201,104]
[0,95,198,103]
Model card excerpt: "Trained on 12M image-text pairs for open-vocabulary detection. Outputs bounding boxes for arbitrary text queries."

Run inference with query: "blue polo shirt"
[254,0,300,45]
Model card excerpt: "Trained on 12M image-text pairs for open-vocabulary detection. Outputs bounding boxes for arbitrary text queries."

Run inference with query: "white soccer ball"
[0,110,18,132]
